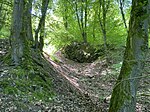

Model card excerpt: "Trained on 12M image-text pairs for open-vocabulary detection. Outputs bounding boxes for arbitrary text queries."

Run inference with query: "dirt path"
[44,51,116,111]
[44,50,150,112]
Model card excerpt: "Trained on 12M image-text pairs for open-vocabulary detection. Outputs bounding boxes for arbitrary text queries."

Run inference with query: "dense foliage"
[29,0,132,61]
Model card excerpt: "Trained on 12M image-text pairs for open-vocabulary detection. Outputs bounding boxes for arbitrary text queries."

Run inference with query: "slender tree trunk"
[109,0,149,111]
[27,0,33,41]
[74,0,87,43]
[63,2,68,30]
[92,15,96,40]
[92,6,98,40]
[75,0,82,33]
[98,0,110,63]
[34,0,49,51]
[74,0,83,41]
[84,0,88,43]
[81,0,86,43]
[102,0,107,51]
[39,21,45,51]
[119,0,128,31]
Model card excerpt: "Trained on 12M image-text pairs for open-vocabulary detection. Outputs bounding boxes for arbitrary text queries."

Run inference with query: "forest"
[0,0,150,112]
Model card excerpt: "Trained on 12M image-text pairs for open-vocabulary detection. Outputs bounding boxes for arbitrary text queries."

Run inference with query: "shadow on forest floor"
[0,38,150,112]
[44,48,150,112]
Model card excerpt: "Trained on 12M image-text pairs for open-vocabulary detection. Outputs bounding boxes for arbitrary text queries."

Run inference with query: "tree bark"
[26,0,33,41]
[108,0,149,111]
[34,0,49,51]
[11,0,24,65]
[11,0,33,65]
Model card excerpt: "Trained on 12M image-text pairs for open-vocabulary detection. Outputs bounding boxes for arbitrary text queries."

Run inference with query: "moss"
[109,80,132,112]
[1,38,55,103]
[1,52,11,65]
[0,80,10,88]
[1,64,55,102]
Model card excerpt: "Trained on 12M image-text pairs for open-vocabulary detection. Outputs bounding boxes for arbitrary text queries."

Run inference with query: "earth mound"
[63,42,103,63]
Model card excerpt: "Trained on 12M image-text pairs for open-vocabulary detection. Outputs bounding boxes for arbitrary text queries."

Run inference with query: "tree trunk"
[108,0,149,111]
[118,0,128,31]
[26,0,33,41]
[63,1,68,30]
[11,0,33,65]
[84,0,88,43]
[98,0,110,63]
[11,0,25,65]
[74,0,87,43]
[34,0,49,51]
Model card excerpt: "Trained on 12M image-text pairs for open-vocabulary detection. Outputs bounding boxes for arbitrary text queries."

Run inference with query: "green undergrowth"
[1,67,55,102]
[0,55,55,103]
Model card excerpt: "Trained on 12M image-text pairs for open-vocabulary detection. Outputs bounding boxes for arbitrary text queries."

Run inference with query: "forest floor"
[0,38,150,112]
[45,49,150,112]
[44,51,116,112]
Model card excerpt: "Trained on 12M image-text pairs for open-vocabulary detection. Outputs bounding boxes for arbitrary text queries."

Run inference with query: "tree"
[10,0,33,65]
[61,0,69,30]
[98,0,110,46]
[74,0,88,43]
[109,0,149,111]
[34,0,49,51]
[118,0,128,30]
[98,0,110,63]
